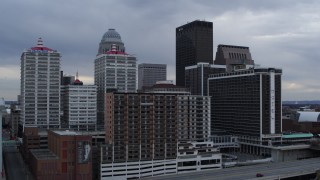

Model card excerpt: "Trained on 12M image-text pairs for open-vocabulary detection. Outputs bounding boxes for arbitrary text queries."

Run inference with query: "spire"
[76,70,79,80]
[73,70,83,85]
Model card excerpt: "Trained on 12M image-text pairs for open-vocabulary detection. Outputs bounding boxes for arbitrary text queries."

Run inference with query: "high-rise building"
[176,20,213,87]
[99,83,220,179]
[61,75,97,131]
[185,63,225,96]
[214,44,254,73]
[208,67,282,138]
[94,29,137,130]
[20,38,60,130]
[138,63,167,90]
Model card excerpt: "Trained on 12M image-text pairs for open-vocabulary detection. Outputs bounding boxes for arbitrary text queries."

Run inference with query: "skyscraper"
[185,63,225,96]
[20,38,61,130]
[176,20,213,87]
[208,67,282,138]
[138,63,167,90]
[94,29,137,129]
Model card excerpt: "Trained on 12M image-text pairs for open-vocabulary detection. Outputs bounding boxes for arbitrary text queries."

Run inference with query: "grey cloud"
[1,0,320,100]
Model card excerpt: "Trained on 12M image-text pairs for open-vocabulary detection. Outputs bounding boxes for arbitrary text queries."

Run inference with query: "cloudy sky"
[1,0,320,100]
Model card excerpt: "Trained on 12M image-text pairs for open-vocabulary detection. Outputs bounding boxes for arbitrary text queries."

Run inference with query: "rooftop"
[218,44,249,49]
[282,133,314,139]
[53,130,79,136]
[101,28,122,43]
[29,38,54,52]
[297,111,320,122]
[30,149,58,160]
[52,130,100,136]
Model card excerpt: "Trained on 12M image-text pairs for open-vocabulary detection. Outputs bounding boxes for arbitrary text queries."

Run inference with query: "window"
[62,162,67,173]
[62,150,67,159]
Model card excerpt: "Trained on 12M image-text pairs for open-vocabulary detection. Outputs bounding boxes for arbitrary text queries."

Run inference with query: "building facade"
[61,78,97,131]
[29,130,92,180]
[176,20,213,87]
[208,67,282,139]
[60,71,75,85]
[94,29,137,130]
[20,38,60,130]
[99,142,221,180]
[138,63,167,90]
[99,84,217,179]
[214,44,254,73]
[185,63,225,96]
[10,104,20,137]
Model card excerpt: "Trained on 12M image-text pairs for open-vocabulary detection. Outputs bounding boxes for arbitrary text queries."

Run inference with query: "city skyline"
[1,0,320,100]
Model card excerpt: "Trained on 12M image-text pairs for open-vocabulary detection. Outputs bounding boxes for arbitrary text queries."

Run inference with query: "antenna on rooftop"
[76,70,79,80]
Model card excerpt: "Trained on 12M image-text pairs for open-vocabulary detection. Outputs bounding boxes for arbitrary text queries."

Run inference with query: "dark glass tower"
[208,67,282,138]
[176,20,213,87]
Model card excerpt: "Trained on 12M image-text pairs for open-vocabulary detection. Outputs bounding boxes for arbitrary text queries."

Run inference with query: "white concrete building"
[61,78,97,131]
[99,142,222,180]
[177,95,211,142]
[20,38,60,130]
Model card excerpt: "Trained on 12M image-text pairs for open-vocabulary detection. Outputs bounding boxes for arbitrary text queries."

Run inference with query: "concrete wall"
[271,148,316,162]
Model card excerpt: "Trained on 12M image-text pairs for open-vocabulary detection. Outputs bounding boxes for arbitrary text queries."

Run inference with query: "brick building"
[29,130,92,180]
[99,82,220,179]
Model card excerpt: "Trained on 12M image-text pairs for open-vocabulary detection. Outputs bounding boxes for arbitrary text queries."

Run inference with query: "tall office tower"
[138,63,167,90]
[208,67,282,139]
[20,38,60,130]
[214,44,254,73]
[61,75,97,131]
[185,63,225,96]
[94,29,137,130]
[176,20,213,87]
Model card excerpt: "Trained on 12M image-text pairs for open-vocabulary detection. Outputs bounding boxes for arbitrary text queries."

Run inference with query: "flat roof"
[53,130,79,136]
[52,130,104,136]
[30,149,58,160]
[282,133,314,139]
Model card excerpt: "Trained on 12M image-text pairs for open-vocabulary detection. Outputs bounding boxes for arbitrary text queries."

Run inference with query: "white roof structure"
[297,111,320,122]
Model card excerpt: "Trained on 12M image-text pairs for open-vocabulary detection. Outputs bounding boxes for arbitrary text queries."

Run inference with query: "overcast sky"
[1,0,320,100]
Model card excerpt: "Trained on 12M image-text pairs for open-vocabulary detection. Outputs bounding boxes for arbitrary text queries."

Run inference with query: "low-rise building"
[29,130,92,180]
[99,142,221,180]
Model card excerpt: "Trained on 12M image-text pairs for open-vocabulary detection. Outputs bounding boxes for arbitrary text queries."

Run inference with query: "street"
[3,146,32,180]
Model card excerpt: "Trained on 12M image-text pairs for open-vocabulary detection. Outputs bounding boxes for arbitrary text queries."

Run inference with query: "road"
[3,146,32,180]
[143,157,320,180]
